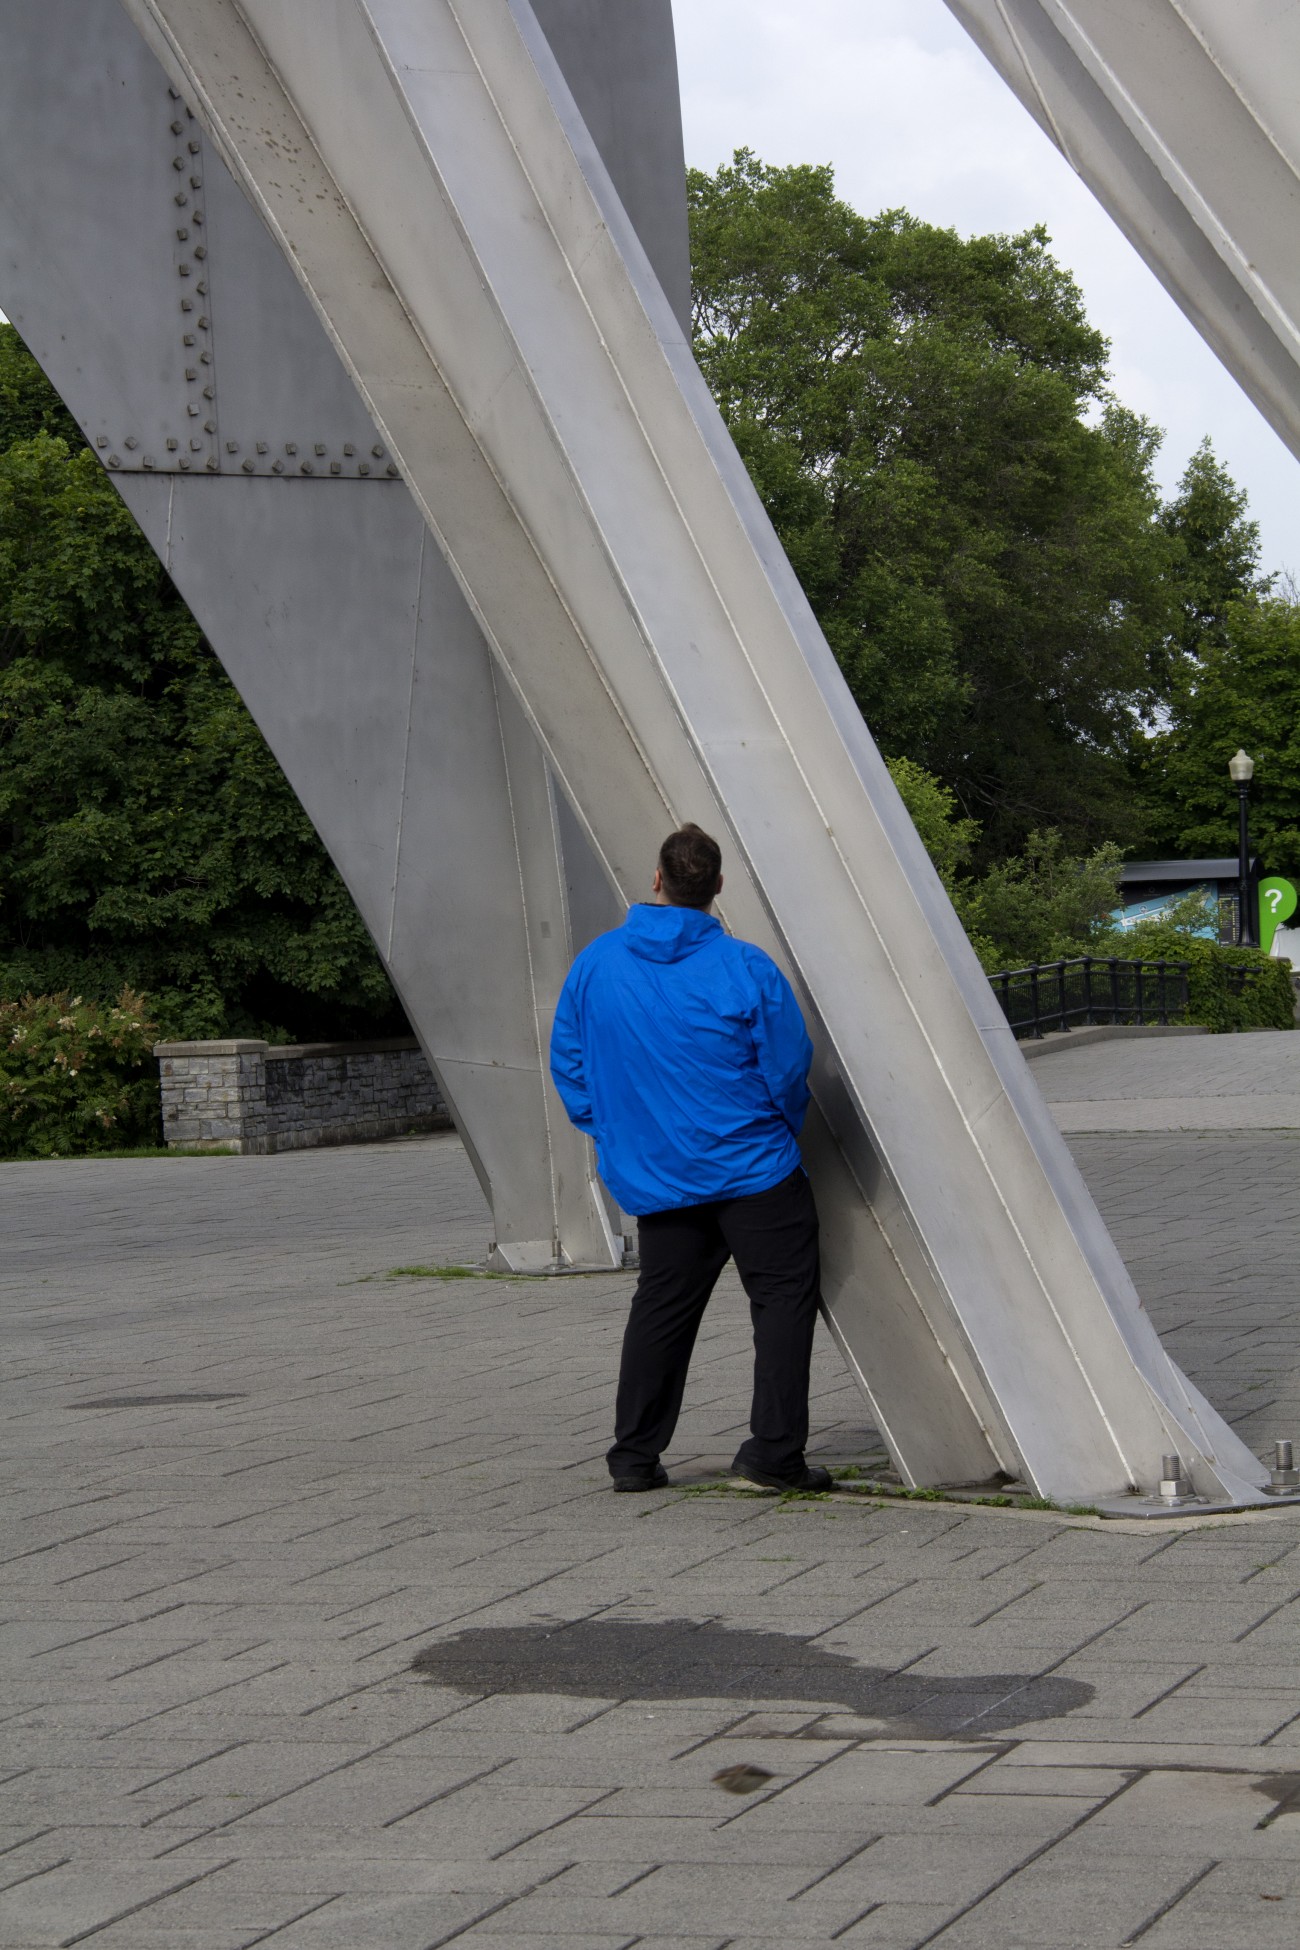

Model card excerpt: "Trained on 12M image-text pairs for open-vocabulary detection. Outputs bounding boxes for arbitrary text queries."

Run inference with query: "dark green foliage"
[0,989,161,1158]
[959,830,1125,971]
[0,325,404,1041]
[1105,923,1294,1032]
[1138,596,1300,873]
[0,326,83,449]
[887,756,1122,970]
[1157,439,1266,676]
[689,152,1175,858]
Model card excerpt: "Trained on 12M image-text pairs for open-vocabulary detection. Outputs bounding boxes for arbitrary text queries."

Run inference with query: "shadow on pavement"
[412,1616,1094,1737]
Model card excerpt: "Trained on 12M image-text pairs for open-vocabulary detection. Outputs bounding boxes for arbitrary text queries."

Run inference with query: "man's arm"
[548,966,596,1134]
[747,951,813,1135]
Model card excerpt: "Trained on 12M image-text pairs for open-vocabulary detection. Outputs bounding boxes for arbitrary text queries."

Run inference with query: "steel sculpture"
[0,0,1288,1508]
[944,2,1300,468]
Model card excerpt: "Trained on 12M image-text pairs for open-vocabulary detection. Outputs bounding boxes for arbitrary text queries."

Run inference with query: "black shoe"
[610,1464,669,1492]
[729,1462,833,1494]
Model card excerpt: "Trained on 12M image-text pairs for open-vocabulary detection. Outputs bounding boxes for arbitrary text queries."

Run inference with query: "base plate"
[1095,1489,1300,1519]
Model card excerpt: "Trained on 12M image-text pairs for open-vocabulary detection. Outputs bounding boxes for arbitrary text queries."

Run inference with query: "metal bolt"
[179,264,191,277]
[195,281,207,296]
[271,459,285,474]
[300,461,314,474]
[182,334,196,347]
[205,456,219,471]
[358,463,370,476]
[174,192,188,207]
[1158,1453,1193,1500]
[180,299,193,313]
[285,443,297,455]
[186,368,198,381]
[202,387,214,400]
[142,457,155,470]
[1266,1439,1299,1494]
[177,228,189,241]
[314,443,326,456]
[225,441,239,454]
[256,442,268,454]
[190,436,203,450]
[188,140,201,155]
[187,404,200,417]
[166,437,179,452]
[107,454,120,469]
[203,420,216,433]
[124,437,138,450]
[179,457,192,470]
[197,316,209,330]
[343,443,355,456]
[190,175,202,190]
[193,245,206,261]
[96,436,108,449]
[172,157,186,171]
[386,463,399,476]
[329,461,341,475]
[241,459,255,473]
[371,443,384,457]
[171,120,184,135]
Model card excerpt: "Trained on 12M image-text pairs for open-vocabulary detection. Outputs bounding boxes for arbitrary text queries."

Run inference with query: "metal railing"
[989,956,1190,1040]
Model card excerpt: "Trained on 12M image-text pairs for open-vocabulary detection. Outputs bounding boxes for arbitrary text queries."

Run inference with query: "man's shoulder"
[721,933,784,982]
[566,924,629,978]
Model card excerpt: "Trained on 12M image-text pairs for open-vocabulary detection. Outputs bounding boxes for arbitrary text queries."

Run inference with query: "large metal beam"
[0,0,646,1269]
[944,0,1300,467]
[111,0,1277,1506]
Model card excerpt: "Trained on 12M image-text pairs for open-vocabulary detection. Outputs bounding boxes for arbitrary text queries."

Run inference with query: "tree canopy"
[690,151,1178,859]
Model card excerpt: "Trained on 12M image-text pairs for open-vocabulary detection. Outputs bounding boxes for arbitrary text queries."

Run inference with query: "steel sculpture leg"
[0,0,640,1268]
[943,1,1300,468]
[113,0,1286,1508]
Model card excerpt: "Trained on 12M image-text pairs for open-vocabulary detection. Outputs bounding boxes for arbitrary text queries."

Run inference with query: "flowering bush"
[0,989,160,1158]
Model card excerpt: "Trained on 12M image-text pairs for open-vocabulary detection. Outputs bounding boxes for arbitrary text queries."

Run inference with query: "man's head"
[653,823,723,910]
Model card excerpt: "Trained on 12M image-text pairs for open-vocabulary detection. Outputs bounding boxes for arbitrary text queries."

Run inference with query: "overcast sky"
[674,0,1300,581]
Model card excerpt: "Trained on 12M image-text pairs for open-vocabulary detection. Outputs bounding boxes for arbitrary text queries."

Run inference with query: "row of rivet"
[98,438,400,477]
[171,90,218,468]
[93,88,399,480]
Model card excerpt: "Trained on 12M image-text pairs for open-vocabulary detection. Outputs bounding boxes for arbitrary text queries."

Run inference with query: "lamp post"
[1228,748,1257,946]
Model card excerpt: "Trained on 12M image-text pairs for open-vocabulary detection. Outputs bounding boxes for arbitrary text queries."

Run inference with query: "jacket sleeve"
[747,950,813,1136]
[549,963,596,1135]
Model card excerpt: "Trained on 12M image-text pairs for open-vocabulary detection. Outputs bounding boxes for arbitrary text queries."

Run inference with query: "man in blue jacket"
[549,823,830,1495]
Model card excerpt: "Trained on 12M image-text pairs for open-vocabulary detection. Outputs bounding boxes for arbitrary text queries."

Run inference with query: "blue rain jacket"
[549,903,813,1216]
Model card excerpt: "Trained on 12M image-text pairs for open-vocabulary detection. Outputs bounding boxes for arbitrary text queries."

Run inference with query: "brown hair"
[658,824,722,909]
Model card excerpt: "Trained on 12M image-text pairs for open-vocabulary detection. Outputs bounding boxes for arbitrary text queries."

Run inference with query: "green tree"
[1158,437,1266,679]
[689,152,1175,859]
[960,830,1124,969]
[0,327,403,1040]
[1139,596,1300,872]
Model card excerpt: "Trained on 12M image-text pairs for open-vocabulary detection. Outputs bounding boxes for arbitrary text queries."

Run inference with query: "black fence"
[989,956,1190,1041]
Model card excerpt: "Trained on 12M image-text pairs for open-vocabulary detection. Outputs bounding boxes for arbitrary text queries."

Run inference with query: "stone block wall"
[154,1037,450,1153]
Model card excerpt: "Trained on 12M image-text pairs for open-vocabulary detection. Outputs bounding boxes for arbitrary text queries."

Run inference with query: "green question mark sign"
[1258,876,1298,957]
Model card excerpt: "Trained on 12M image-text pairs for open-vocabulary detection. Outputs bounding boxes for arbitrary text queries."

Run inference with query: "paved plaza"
[4,1031,1300,1948]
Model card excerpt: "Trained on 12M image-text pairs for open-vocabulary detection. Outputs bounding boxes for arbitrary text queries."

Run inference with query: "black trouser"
[607,1167,822,1481]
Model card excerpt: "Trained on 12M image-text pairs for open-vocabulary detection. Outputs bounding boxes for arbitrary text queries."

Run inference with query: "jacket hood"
[621,902,722,963]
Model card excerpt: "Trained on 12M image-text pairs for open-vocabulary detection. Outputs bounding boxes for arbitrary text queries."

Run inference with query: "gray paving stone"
[4,1125,1300,1948]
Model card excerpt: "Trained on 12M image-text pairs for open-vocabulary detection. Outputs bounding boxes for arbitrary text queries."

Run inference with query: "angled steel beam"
[944,0,1300,465]
[112,0,1277,1505]
[0,0,647,1268]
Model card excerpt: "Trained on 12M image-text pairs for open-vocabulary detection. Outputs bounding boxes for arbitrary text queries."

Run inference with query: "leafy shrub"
[0,989,160,1158]
[1100,921,1295,1032]
[956,830,1125,972]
